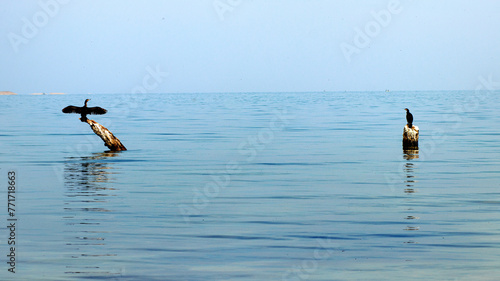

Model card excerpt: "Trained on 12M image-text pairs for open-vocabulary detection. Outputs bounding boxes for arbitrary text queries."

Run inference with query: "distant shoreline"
[31,93,66,95]
[0,92,67,95]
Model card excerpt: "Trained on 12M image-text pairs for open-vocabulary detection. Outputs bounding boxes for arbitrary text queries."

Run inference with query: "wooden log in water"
[85,119,127,151]
[403,124,419,149]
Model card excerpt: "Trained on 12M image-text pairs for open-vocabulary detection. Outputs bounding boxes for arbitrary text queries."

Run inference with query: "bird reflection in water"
[63,152,122,277]
[402,148,420,243]
[403,148,419,194]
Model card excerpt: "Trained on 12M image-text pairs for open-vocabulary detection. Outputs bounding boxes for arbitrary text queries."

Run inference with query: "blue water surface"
[1,91,500,280]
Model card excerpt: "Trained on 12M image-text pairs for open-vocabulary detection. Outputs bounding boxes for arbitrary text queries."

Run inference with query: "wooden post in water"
[403,124,419,149]
[85,119,127,151]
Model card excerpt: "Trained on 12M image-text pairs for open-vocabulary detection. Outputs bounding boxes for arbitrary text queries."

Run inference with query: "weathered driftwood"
[85,119,127,151]
[403,124,419,149]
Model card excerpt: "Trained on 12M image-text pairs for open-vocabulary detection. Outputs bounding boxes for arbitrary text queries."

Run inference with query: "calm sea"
[1,91,500,280]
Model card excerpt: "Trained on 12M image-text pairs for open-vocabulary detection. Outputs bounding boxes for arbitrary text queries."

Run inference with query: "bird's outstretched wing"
[62,105,82,114]
[87,106,107,115]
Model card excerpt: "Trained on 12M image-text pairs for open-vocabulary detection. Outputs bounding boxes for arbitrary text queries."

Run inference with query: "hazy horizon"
[2,0,500,94]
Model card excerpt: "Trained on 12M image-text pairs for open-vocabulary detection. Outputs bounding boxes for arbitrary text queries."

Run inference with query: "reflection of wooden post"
[403,125,419,149]
[85,119,127,151]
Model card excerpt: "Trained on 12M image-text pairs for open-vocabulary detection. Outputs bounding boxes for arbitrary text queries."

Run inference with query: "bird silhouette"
[404,108,413,128]
[62,99,107,122]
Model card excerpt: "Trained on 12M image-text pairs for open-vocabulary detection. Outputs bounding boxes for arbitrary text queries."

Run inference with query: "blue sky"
[1,0,499,94]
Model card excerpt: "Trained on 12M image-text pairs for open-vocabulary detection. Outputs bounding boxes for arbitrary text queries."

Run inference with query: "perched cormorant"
[404,108,413,128]
[62,99,107,122]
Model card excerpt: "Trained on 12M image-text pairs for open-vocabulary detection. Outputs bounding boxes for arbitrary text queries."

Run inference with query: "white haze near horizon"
[1,0,500,94]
